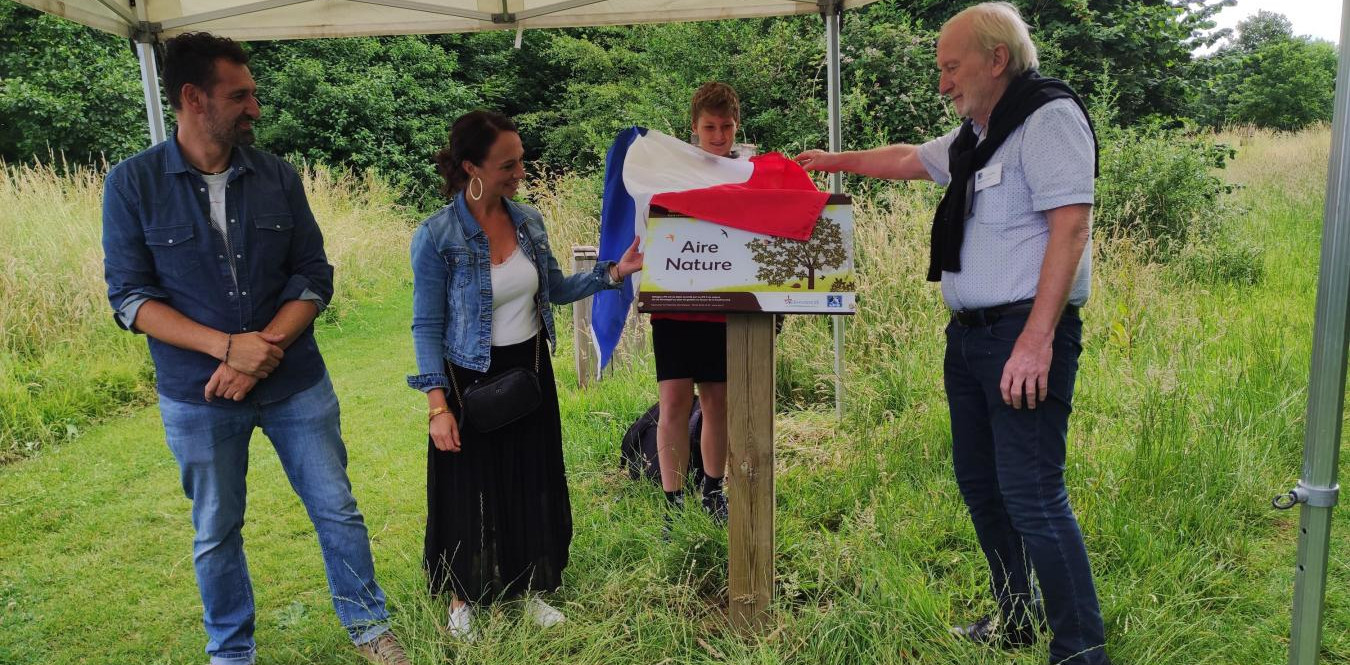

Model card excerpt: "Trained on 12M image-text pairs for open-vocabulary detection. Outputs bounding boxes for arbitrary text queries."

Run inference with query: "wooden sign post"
[636,196,855,631]
[726,313,776,630]
[572,246,598,387]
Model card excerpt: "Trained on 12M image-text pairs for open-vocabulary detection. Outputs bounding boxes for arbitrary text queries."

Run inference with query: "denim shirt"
[407,192,619,391]
[102,131,334,406]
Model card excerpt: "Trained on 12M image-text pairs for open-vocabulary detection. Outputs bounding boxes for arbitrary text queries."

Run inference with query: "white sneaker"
[446,603,477,642]
[524,596,566,629]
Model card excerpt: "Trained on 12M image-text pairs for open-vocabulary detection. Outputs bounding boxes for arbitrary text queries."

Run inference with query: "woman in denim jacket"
[407,111,642,640]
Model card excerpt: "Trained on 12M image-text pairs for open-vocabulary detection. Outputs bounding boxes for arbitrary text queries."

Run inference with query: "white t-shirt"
[202,171,230,236]
[490,245,540,346]
[201,171,237,285]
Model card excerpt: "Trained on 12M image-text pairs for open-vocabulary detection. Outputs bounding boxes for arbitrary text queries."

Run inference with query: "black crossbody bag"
[449,331,543,433]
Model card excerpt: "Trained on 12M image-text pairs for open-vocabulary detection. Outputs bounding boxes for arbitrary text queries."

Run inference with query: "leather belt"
[952,299,1078,327]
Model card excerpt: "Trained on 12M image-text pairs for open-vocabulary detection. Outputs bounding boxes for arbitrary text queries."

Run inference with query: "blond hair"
[946,2,1039,76]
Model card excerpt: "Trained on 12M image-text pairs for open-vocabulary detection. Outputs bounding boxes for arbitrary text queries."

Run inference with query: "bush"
[1096,123,1236,259]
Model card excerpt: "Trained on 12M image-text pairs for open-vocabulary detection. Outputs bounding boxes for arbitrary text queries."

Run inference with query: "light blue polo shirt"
[917,98,1095,311]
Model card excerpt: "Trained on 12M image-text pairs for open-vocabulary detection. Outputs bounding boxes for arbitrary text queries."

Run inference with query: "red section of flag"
[649,152,828,241]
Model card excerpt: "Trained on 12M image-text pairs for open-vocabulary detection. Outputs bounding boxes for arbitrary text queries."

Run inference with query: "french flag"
[592,127,830,372]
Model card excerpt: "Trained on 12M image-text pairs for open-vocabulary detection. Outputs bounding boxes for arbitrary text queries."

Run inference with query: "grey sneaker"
[356,631,411,665]
[524,596,566,629]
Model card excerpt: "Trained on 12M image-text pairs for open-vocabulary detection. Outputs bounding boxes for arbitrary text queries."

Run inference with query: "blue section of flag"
[593,126,645,372]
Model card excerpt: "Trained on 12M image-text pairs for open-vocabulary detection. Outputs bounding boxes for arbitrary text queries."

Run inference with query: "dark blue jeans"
[944,312,1108,665]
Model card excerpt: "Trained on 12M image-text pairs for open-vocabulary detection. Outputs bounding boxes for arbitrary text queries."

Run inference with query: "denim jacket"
[102,131,332,405]
[406,192,619,391]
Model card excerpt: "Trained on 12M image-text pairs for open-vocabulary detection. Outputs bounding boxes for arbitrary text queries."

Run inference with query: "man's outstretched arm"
[794,144,933,181]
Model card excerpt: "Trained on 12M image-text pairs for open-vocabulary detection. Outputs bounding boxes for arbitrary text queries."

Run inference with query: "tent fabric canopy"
[13,0,878,40]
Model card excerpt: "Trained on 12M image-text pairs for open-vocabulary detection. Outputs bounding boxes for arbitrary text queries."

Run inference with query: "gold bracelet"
[428,406,451,422]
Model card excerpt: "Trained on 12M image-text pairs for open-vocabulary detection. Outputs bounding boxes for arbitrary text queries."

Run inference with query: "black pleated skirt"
[424,333,571,603]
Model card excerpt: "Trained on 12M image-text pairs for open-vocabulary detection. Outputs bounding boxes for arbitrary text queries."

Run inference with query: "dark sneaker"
[356,631,412,665]
[949,613,1038,649]
[701,490,728,526]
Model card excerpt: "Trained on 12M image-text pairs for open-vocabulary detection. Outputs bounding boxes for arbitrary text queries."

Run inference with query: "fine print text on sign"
[638,194,856,315]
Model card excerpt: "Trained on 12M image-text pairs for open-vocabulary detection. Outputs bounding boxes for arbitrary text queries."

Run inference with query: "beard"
[206,113,257,146]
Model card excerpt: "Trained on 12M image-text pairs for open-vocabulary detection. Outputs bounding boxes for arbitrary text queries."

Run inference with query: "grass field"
[0,128,1346,664]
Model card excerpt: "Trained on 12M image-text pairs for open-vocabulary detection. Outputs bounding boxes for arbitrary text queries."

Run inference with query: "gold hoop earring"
[468,176,484,201]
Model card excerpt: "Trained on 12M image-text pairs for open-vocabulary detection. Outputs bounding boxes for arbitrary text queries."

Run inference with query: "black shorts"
[651,319,727,383]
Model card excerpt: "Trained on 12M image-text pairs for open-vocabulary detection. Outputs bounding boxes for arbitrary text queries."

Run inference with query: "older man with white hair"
[797,3,1109,663]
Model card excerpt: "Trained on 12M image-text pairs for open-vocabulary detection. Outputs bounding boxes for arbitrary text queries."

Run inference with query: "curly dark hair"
[162,32,250,111]
[432,110,519,200]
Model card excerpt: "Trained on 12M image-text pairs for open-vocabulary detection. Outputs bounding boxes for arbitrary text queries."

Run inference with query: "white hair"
[947,2,1040,76]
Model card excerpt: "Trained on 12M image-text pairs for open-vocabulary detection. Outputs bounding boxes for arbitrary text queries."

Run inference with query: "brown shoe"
[356,631,412,665]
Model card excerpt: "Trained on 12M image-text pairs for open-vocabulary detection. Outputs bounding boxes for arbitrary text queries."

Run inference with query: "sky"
[1207,0,1342,46]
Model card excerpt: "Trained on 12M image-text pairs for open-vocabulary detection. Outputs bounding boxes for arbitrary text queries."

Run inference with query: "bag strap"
[533,315,542,373]
[448,361,464,410]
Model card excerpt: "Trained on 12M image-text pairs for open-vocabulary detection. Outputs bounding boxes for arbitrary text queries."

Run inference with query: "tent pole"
[1280,0,1350,662]
[824,3,845,419]
[135,39,167,145]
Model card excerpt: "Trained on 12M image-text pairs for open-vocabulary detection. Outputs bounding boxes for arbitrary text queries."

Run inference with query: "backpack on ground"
[620,397,704,486]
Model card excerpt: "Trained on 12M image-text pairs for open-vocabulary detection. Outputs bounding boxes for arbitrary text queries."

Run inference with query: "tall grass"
[0,161,151,462]
[0,161,411,461]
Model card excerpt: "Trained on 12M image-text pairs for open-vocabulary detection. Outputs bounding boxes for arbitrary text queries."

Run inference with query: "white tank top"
[490,245,541,346]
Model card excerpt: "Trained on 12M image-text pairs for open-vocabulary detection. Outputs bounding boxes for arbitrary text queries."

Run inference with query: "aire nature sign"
[637,194,857,314]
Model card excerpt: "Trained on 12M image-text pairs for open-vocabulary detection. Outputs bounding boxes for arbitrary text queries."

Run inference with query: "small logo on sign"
[827,295,843,308]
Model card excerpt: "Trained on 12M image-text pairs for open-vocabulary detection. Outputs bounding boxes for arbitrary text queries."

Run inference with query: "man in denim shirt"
[101,32,408,665]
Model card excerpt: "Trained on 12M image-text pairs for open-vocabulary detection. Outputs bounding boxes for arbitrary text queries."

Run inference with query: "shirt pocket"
[144,224,200,278]
[445,247,473,289]
[253,213,294,269]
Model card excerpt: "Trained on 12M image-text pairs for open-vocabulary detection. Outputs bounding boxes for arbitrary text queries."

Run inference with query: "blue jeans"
[159,373,389,665]
[944,313,1108,665]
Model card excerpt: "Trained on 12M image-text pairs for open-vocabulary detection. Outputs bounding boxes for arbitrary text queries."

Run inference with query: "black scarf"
[927,70,1098,282]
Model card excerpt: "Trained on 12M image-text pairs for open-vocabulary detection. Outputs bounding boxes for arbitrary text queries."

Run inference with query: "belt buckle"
[956,308,986,327]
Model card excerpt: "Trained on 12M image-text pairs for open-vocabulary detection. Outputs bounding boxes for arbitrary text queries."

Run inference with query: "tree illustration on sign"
[745,216,846,290]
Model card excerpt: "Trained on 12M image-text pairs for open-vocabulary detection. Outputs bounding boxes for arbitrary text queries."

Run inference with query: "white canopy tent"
[13,0,875,40]
[8,0,1345,662]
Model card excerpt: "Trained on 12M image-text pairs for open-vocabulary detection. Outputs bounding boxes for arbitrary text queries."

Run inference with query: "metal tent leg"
[824,4,845,419]
[1278,1,1350,663]
[135,40,167,145]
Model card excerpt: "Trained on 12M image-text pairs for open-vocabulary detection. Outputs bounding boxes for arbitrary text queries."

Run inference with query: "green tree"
[1234,9,1293,52]
[872,0,1235,125]
[1232,38,1337,131]
[247,36,479,210]
[1189,11,1336,130]
[0,1,150,163]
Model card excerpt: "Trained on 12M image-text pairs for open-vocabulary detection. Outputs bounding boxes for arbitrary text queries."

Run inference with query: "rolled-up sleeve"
[407,225,450,392]
[102,171,169,333]
[278,164,334,310]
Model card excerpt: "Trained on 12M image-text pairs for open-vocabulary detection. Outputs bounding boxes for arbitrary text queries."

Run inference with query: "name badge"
[974,163,1003,192]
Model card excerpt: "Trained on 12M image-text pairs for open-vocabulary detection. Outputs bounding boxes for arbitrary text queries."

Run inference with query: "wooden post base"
[726,313,775,631]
